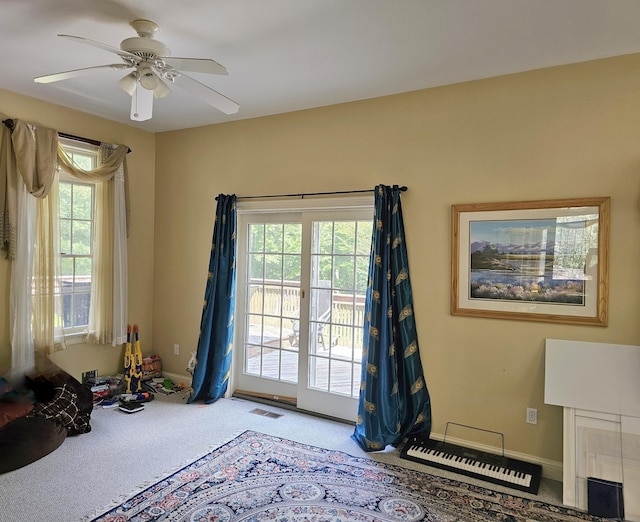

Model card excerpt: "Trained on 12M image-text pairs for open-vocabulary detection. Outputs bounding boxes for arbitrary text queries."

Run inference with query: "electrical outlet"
[526,407,537,424]
[173,343,180,355]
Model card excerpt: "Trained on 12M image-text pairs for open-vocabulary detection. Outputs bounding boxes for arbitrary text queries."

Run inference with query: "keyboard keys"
[404,442,536,491]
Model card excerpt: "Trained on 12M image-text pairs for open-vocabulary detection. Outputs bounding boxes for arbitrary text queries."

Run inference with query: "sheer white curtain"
[112,161,128,346]
[33,182,61,353]
[1,124,32,374]
[10,178,36,374]
[57,141,129,346]
[82,144,128,345]
[0,119,129,372]
[5,121,58,363]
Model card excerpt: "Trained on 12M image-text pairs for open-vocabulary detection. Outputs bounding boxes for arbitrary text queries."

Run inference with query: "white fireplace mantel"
[544,339,640,521]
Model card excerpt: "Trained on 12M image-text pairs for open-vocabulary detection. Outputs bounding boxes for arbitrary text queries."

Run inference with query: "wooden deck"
[244,338,361,398]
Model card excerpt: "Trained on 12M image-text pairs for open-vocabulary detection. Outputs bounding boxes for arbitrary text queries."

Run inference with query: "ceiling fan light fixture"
[138,66,159,90]
[153,78,171,99]
[118,72,137,96]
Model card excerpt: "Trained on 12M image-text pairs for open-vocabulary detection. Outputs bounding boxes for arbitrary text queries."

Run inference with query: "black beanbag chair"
[0,362,94,473]
[0,415,67,473]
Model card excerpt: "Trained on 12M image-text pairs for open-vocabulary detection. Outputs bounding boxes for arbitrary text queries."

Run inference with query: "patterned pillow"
[27,383,91,435]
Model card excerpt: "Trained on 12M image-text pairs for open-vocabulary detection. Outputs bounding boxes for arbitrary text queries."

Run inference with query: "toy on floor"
[124,324,143,393]
[186,351,197,374]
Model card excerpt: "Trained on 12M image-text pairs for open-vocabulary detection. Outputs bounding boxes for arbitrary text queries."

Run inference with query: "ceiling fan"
[34,19,239,122]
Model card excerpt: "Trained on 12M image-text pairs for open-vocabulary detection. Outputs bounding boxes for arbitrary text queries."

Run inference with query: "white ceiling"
[2,0,640,133]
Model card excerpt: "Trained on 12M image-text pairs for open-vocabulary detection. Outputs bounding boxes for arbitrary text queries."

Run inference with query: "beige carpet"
[0,396,564,521]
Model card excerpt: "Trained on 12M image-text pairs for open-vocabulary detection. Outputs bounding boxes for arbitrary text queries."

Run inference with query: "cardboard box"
[142,355,162,380]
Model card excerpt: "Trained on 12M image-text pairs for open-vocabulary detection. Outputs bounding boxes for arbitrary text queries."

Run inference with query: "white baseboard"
[430,432,563,482]
[156,376,564,482]
[162,371,192,386]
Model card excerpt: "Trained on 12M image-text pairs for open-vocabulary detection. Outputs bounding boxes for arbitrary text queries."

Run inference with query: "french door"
[233,201,372,421]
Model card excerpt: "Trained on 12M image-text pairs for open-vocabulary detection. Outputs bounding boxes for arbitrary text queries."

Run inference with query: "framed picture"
[451,197,610,326]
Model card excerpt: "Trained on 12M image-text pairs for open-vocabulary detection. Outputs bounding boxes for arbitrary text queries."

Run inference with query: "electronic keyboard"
[400,437,542,495]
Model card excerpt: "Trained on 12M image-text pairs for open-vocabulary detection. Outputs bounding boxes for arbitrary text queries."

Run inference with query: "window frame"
[233,195,374,419]
[57,140,98,341]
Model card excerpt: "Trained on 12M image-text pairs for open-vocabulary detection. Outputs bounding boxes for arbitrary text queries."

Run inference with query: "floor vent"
[250,408,283,419]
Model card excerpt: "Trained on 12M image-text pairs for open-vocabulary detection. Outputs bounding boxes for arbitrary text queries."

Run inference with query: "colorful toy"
[124,324,143,393]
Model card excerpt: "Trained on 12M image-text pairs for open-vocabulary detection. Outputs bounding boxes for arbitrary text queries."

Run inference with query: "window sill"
[57,332,87,346]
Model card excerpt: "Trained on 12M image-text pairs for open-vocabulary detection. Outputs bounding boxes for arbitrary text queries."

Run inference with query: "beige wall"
[0,89,156,379]
[153,54,640,466]
[1,53,639,470]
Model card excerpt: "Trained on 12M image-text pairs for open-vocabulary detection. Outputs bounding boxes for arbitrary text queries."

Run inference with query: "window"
[58,142,97,335]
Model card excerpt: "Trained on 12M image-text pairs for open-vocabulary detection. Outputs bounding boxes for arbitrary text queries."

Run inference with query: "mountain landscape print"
[468,218,586,305]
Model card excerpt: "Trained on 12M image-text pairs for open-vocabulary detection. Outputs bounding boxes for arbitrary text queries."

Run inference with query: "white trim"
[162,371,192,386]
[58,139,98,178]
[58,331,86,345]
[563,407,577,506]
[58,137,99,154]
[57,142,98,338]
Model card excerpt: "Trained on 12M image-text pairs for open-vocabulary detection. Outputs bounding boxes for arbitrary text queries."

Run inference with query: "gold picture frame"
[451,197,609,326]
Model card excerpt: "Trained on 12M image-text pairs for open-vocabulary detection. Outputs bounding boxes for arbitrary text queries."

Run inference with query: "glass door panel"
[235,220,301,398]
[297,217,371,420]
[235,208,372,422]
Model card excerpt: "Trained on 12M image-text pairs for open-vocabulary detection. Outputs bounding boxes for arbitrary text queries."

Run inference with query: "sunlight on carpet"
[85,430,606,522]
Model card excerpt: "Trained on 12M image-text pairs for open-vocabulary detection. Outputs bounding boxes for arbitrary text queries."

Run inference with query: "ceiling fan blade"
[174,73,239,115]
[130,80,154,121]
[162,57,228,75]
[35,64,131,83]
[59,34,140,62]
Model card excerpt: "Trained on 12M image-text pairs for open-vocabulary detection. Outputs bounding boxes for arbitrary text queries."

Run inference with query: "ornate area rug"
[88,430,605,522]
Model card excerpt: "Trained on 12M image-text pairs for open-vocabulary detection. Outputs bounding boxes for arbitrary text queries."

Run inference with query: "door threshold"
[232,391,355,426]
[233,389,297,406]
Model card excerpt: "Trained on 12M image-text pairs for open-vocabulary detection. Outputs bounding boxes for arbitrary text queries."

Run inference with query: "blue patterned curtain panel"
[188,194,237,404]
[352,185,431,451]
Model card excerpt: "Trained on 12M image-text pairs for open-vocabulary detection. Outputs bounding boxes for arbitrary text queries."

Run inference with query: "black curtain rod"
[219,186,407,201]
[2,119,131,154]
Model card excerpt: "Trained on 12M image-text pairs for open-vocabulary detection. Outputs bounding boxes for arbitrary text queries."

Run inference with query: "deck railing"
[248,282,365,348]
